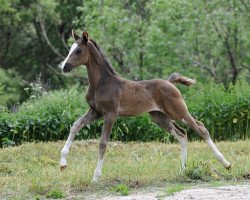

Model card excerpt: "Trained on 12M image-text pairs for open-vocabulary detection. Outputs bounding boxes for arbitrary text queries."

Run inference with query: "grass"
[0,140,250,199]
[45,189,65,199]
[156,183,189,199]
[110,183,130,196]
[165,184,187,196]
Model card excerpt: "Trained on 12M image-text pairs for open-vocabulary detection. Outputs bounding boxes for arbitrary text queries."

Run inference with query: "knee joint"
[73,120,82,128]
[72,119,86,131]
[105,113,117,123]
[199,128,210,140]
[99,141,107,150]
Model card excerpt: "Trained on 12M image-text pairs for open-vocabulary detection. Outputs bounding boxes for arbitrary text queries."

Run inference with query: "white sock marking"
[60,120,81,166]
[170,128,187,170]
[60,139,72,166]
[93,158,104,182]
[60,43,78,69]
[207,138,230,168]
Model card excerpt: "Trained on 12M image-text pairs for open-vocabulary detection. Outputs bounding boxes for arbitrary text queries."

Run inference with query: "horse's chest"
[86,93,116,113]
[87,98,97,109]
[86,92,98,110]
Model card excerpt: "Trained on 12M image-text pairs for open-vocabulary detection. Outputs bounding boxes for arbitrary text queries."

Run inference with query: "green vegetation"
[0,1,249,199]
[0,0,249,146]
[111,184,130,196]
[0,140,249,199]
[81,0,250,85]
[0,69,24,107]
[185,80,250,141]
[45,189,65,199]
[184,161,214,181]
[0,85,87,147]
[0,0,249,107]
[0,80,249,147]
[0,84,3,94]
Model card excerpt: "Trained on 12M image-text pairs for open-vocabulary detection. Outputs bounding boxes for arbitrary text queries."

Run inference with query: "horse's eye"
[75,49,82,54]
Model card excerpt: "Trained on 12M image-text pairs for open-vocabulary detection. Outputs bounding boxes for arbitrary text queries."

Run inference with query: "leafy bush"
[0,85,90,146]
[185,80,250,141]
[0,80,249,147]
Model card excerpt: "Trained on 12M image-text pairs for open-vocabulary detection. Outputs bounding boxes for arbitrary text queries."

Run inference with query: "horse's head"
[61,30,90,73]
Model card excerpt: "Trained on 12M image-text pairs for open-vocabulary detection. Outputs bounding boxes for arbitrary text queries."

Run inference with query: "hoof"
[225,163,231,170]
[60,165,67,171]
[92,176,100,183]
[92,177,99,183]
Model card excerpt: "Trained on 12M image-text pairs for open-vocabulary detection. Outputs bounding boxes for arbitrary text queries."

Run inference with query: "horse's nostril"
[63,63,72,72]
[63,67,70,72]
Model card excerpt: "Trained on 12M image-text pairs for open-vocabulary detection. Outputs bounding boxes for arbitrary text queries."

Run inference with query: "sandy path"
[89,185,250,200]
[163,185,250,200]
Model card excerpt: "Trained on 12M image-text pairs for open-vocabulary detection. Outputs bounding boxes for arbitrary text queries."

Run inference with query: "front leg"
[60,108,100,170]
[92,113,117,182]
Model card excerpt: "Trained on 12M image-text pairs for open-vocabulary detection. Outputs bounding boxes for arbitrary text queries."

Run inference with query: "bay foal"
[60,30,231,182]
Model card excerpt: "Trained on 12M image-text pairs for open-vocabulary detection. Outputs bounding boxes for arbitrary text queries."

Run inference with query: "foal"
[60,30,231,182]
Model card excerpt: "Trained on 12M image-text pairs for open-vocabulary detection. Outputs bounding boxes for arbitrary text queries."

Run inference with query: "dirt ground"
[76,185,250,200]
[163,185,250,200]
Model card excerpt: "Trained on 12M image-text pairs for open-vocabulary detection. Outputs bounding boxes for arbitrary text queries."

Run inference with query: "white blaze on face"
[60,43,78,69]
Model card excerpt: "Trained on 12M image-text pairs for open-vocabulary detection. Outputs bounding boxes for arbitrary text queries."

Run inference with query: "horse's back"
[117,79,182,117]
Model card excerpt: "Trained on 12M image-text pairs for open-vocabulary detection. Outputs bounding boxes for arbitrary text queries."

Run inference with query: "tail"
[167,73,196,86]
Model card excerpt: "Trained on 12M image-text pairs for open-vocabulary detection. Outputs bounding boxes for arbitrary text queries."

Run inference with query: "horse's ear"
[82,31,89,43]
[72,29,80,41]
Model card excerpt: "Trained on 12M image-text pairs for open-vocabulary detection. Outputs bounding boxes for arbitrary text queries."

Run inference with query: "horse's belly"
[118,80,161,116]
[118,101,160,117]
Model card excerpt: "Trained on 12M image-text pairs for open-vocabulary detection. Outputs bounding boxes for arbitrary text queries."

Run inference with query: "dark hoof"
[226,163,231,170]
[60,165,67,171]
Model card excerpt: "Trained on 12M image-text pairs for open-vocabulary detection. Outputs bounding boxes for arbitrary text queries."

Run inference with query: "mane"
[88,39,117,75]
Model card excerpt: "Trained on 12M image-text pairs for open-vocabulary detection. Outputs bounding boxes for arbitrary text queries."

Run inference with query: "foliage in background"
[0,0,85,105]
[0,68,24,107]
[0,84,3,93]
[146,0,250,85]
[0,0,249,107]
[0,80,249,147]
[78,0,250,84]
[0,0,249,146]
[185,80,250,140]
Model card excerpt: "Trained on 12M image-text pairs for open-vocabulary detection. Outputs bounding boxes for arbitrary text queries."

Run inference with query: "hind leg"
[182,113,230,169]
[150,111,188,170]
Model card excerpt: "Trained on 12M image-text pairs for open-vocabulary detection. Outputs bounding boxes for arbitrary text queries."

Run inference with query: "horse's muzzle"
[63,63,73,73]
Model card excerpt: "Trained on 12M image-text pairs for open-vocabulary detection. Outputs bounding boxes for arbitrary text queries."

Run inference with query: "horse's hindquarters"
[156,81,189,120]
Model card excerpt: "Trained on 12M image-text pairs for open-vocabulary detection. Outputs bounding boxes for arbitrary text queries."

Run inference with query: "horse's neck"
[86,61,100,88]
[85,58,116,89]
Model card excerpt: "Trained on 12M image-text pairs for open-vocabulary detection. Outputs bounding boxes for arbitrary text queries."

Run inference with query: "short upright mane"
[89,39,117,75]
